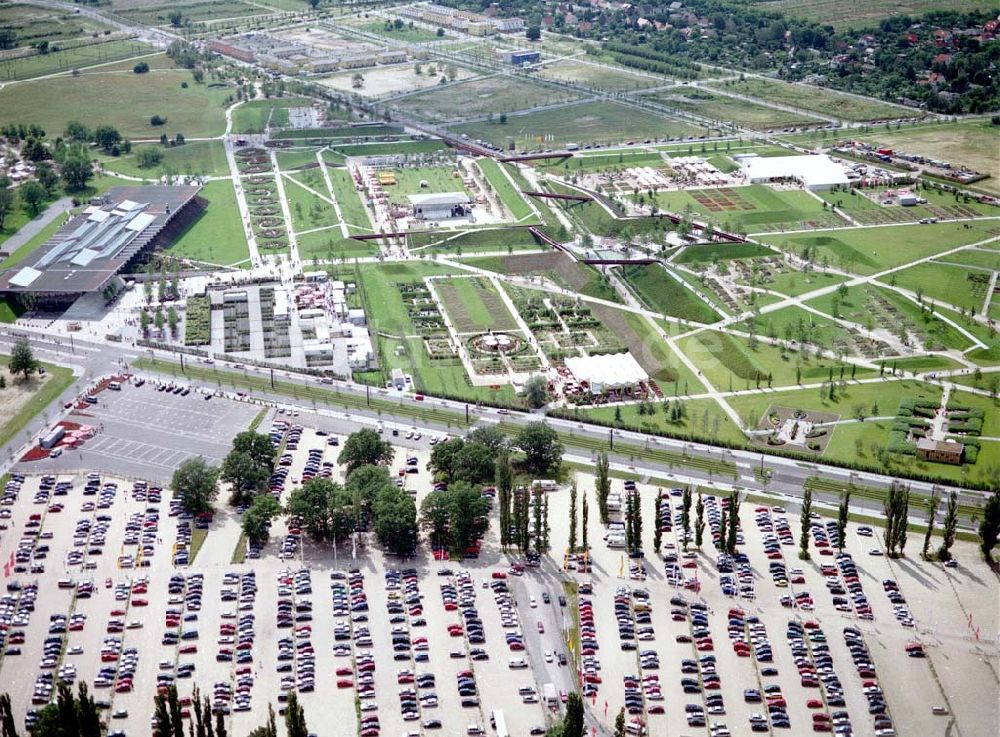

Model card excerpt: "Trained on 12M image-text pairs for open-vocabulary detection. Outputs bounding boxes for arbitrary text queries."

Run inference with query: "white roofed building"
[565,353,648,395]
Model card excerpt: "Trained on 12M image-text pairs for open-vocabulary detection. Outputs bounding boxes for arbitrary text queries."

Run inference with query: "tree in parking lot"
[681,485,692,551]
[726,490,740,554]
[595,451,610,524]
[246,703,277,737]
[568,479,578,553]
[419,490,451,550]
[9,338,38,382]
[652,489,662,554]
[533,485,543,555]
[0,693,17,737]
[373,485,418,556]
[581,493,589,554]
[232,430,275,470]
[938,490,959,561]
[214,710,227,737]
[614,707,626,737]
[496,451,513,551]
[694,494,705,549]
[241,494,282,545]
[286,477,338,542]
[284,692,308,737]
[799,486,812,560]
[921,489,938,559]
[468,425,506,451]
[346,464,393,513]
[338,428,393,474]
[170,457,219,514]
[837,490,851,552]
[562,692,585,737]
[883,480,910,557]
[978,490,1000,561]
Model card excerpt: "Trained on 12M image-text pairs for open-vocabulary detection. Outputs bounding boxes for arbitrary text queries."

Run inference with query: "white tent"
[741,154,849,190]
[565,353,647,394]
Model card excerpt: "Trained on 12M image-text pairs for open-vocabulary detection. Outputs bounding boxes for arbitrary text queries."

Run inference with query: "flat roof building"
[0,185,202,309]
[409,192,472,221]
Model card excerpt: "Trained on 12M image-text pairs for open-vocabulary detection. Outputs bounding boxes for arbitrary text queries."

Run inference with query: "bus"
[490,710,509,737]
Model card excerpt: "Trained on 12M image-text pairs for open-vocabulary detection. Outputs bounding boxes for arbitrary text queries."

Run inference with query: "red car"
[131,599,148,607]
[337,680,353,689]
[179,644,197,654]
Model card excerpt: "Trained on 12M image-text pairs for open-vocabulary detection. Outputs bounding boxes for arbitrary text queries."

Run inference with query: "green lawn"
[646,185,843,233]
[805,284,973,351]
[677,329,872,390]
[436,277,518,333]
[382,165,470,205]
[411,228,543,254]
[583,397,746,445]
[275,149,324,171]
[0,70,233,138]
[886,261,991,314]
[167,180,248,265]
[450,100,707,150]
[764,269,846,297]
[747,306,851,351]
[356,20,444,42]
[710,77,913,122]
[284,176,339,233]
[0,40,152,81]
[764,220,1000,275]
[327,169,371,231]
[674,242,774,264]
[643,88,823,130]
[0,358,75,449]
[102,140,230,178]
[231,98,319,134]
[935,248,1000,270]
[396,75,581,123]
[621,263,720,323]
[477,160,534,222]
[296,231,377,263]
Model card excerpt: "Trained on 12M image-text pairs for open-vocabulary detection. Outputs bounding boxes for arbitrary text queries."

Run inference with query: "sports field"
[0,39,152,81]
[536,59,658,91]
[644,88,823,130]
[765,220,1000,274]
[394,76,581,122]
[435,277,519,333]
[451,101,708,150]
[711,78,915,122]
[647,185,843,232]
[0,70,232,138]
[166,180,249,266]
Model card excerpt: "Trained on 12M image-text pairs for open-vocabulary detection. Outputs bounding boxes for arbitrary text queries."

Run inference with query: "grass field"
[117,0,264,26]
[436,277,518,333]
[584,397,746,445]
[678,328,872,389]
[381,165,469,205]
[887,261,991,314]
[756,0,996,28]
[231,97,315,134]
[764,269,846,297]
[355,20,444,43]
[410,228,543,254]
[451,100,708,150]
[621,264,721,323]
[536,59,658,91]
[747,306,851,350]
[647,185,843,233]
[166,180,248,265]
[0,3,112,45]
[710,77,914,122]
[0,357,75,450]
[853,120,1000,196]
[395,76,580,123]
[275,149,323,171]
[935,248,1000,270]
[0,40,152,81]
[765,220,1000,274]
[296,231,377,262]
[644,88,823,130]
[284,176,339,233]
[0,70,232,138]
[477,160,534,222]
[327,169,371,231]
[805,283,974,351]
[102,140,230,178]
[675,242,775,264]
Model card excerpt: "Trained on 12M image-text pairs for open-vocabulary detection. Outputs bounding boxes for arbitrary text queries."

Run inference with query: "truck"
[543,683,558,708]
[40,426,65,450]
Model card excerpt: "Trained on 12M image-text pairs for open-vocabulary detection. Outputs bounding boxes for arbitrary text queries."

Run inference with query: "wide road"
[0,325,986,531]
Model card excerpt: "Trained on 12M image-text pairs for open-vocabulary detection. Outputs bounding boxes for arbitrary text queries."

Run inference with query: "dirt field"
[0,365,55,428]
[492,252,592,291]
[318,64,477,99]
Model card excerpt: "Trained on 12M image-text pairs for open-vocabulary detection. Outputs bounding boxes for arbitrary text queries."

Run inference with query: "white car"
[544,651,552,663]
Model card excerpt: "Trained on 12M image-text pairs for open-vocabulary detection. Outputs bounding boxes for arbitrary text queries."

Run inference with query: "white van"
[508,658,528,669]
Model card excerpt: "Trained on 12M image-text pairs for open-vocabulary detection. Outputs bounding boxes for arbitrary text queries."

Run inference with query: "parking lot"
[40,382,262,483]
[0,385,997,737]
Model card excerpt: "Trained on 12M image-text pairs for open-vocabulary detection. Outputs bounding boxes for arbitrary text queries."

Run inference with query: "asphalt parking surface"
[0,389,996,737]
